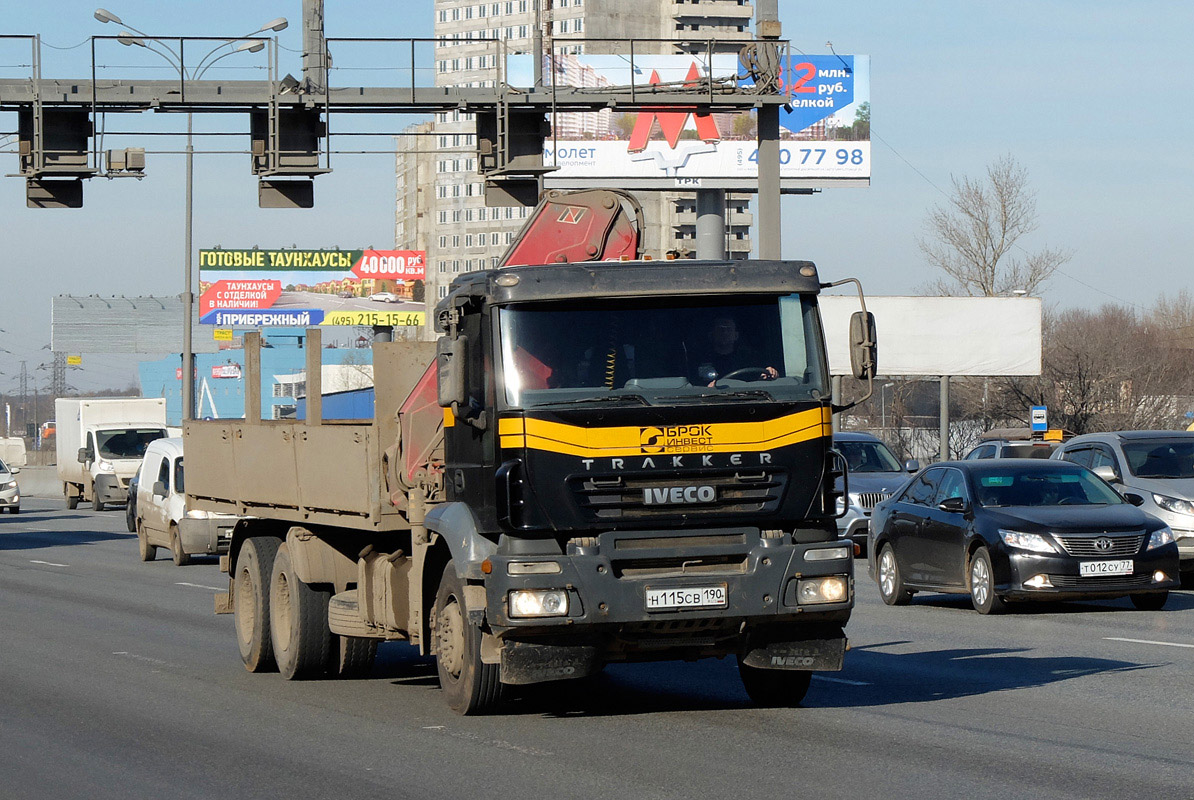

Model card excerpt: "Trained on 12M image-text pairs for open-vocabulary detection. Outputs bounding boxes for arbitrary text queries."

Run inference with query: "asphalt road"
[2,498,1192,799]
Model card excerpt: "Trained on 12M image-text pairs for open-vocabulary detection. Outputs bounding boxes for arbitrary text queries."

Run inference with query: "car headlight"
[2,481,16,490]
[796,575,849,604]
[834,496,846,514]
[1147,527,1175,550]
[1151,493,1194,516]
[508,589,569,618]
[998,529,1057,554]
[185,509,211,520]
[97,460,115,472]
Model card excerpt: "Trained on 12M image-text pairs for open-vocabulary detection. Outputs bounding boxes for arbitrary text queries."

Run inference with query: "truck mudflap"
[499,638,603,685]
[740,626,847,671]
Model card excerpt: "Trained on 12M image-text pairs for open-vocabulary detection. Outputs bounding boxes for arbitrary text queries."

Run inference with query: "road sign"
[66,355,82,366]
[213,328,234,342]
[1030,406,1048,432]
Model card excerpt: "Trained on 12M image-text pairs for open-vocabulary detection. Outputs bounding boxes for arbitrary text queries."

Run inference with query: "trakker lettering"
[643,485,716,505]
[582,452,772,471]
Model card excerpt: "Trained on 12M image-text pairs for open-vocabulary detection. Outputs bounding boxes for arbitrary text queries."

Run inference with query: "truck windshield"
[499,294,828,408]
[96,428,167,460]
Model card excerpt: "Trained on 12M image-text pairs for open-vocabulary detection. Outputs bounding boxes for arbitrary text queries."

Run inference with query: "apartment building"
[396,0,756,338]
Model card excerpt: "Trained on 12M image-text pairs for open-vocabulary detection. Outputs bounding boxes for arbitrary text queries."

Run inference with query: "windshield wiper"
[658,390,776,403]
[537,393,649,408]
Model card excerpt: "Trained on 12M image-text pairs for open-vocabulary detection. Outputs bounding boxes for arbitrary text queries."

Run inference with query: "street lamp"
[94,10,286,422]
[880,381,895,431]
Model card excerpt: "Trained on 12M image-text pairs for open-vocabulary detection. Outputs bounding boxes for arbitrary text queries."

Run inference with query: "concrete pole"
[695,189,727,259]
[372,325,393,343]
[939,376,950,461]
[244,331,261,424]
[305,327,322,425]
[302,0,326,94]
[756,1,781,259]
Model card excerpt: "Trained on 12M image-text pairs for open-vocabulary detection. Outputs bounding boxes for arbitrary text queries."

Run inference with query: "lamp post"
[94,10,286,421]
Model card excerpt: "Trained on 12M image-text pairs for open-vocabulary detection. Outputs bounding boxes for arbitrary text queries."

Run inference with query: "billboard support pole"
[695,189,727,259]
[182,111,195,422]
[757,105,781,259]
[305,327,322,426]
[939,376,950,461]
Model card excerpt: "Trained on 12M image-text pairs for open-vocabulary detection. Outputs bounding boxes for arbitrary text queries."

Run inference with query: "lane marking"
[1104,637,1194,650]
[29,559,69,567]
[175,582,223,591]
[812,675,871,686]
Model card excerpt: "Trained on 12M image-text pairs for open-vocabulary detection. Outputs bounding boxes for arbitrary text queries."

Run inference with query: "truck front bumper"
[482,529,853,683]
[179,517,235,555]
[94,474,129,505]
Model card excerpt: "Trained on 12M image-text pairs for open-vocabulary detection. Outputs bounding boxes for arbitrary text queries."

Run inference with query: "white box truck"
[56,398,169,510]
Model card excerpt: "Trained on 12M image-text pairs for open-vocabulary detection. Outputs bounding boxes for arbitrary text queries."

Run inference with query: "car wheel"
[92,485,105,512]
[968,547,1006,615]
[9,507,17,515]
[66,493,79,510]
[1130,592,1168,611]
[136,521,156,562]
[170,525,191,567]
[877,543,912,606]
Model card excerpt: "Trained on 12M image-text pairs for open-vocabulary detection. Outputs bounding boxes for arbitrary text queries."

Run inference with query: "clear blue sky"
[1,1,1192,392]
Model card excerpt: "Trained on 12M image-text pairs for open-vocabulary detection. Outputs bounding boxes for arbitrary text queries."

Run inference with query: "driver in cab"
[694,316,778,386]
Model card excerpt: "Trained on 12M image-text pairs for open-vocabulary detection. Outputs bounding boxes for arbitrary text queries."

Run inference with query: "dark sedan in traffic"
[867,460,1180,614]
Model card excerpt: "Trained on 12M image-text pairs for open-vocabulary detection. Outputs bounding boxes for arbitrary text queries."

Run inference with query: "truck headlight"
[97,460,115,472]
[185,509,211,520]
[1151,493,1194,516]
[508,589,569,618]
[797,576,848,604]
[1147,527,1175,550]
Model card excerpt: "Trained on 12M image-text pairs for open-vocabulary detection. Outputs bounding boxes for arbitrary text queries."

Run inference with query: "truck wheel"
[433,563,502,715]
[136,521,156,562]
[336,636,379,678]
[67,494,79,510]
[170,525,192,567]
[235,536,281,673]
[737,659,813,707]
[269,544,335,680]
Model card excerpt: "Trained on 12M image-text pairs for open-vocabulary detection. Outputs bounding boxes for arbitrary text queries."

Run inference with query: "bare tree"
[919,155,1072,297]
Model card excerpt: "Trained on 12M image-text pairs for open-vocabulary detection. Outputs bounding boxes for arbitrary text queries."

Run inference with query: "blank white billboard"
[820,296,1042,377]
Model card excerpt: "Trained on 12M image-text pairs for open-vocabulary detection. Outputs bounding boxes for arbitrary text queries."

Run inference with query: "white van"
[134,438,236,565]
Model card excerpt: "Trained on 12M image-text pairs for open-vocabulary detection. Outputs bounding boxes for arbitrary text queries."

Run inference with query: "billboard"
[52,295,220,354]
[820,296,1042,377]
[198,249,426,327]
[509,53,870,190]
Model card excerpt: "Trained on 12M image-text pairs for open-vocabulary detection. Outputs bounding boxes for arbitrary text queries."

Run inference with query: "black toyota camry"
[867,459,1180,614]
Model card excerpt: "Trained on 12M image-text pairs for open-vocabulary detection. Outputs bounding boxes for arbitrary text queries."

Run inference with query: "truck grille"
[1054,532,1145,558]
[856,492,890,510]
[572,470,785,521]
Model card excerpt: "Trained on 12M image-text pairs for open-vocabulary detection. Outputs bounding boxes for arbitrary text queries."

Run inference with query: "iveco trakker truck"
[185,190,877,714]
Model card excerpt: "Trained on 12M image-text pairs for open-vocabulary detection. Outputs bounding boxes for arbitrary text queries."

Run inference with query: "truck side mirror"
[849,311,877,380]
[78,447,89,464]
[436,334,469,409]
[153,481,167,498]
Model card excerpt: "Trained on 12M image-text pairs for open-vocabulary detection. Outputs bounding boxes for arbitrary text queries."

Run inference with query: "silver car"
[1053,431,1194,575]
[0,457,20,514]
[834,432,917,554]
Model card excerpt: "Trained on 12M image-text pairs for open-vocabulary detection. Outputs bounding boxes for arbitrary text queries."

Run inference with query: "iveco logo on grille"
[643,486,717,505]
[1094,537,1114,551]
